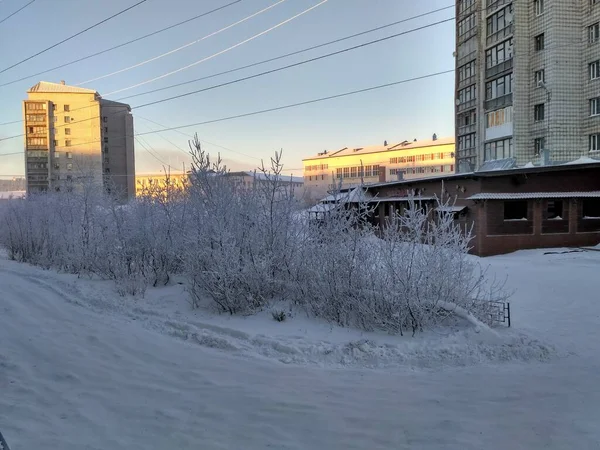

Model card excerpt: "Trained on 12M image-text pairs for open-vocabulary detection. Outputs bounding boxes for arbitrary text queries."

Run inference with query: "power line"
[76,0,286,87]
[132,17,454,108]
[118,4,454,101]
[136,114,261,161]
[134,70,454,135]
[0,0,35,26]
[0,0,150,74]
[0,17,454,142]
[0,6,454,127]
[0,69,454,156]
[104,0,329,96]
[0,0,243,88]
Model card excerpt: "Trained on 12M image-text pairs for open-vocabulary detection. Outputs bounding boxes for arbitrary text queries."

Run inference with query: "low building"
[317,159,600,256]
[135,172,189,198]
[302,136,456,198]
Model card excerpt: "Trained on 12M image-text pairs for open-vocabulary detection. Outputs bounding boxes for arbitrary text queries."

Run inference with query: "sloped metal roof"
[28,81,98,94]
[467,192,600,200]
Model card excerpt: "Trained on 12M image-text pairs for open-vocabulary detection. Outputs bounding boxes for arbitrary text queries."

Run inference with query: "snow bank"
[0,258,554,370]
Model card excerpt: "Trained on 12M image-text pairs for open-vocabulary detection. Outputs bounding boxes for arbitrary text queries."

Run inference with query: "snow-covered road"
[1,250,600,449]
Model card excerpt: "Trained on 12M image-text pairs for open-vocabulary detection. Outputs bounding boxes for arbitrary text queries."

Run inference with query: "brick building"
[324,161,600,256]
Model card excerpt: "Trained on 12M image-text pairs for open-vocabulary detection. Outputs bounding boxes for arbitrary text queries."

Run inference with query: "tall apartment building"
[455,0,600,173]
[303,136,455,198]
[23,81,135,200]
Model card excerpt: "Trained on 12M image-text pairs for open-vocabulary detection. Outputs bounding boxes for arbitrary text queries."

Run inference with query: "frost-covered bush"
[0,137,509,332]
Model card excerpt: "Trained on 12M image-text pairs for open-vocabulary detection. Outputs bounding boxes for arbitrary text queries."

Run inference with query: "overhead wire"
[76,0,286,87]
[0,0,243,88]
[103,0,329,96]
[0,0,36,26]
[117,4,455,101]
[0,0,150,74]
[0,69,454,156]
[0,6,454,128]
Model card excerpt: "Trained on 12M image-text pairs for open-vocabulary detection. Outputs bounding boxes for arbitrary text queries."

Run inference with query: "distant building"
[23,81,135,200]
[223,171,304,191]
[135,172,189,198]
[455,0,600,172]
[302,137,455,198]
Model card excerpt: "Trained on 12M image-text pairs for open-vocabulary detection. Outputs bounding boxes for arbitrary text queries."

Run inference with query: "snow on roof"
[225,171,303,184]
[436,205,467,213]
[320,187,373,203]
[367,196,436,203]
[304,137,455,161]
[562,156,600,165]
[307,203,338,213]
[0,190,25,199]
[28,81,98,95]
[468,192,600,201]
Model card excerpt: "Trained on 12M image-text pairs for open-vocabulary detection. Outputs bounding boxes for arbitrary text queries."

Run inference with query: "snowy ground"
[1,248,600,449]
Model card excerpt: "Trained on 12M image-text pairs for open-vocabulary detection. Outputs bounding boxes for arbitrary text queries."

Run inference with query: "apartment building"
[302,136,455,197]
[23,81,135,200]
[455,0,600,173]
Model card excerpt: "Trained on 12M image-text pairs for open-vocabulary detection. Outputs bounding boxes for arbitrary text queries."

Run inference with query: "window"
[66,163,73,170]
[372,165,380,176]
[66,152,73,159]
[350,167,357,177]
[343,167,350,178]
[487,4,513,36]
[458,13,476,36]
[458,133,476,157]
[484,138,513,160]
[590,61,600,80]
[534,103,545,121]
[26,137,47,146]
[590,23,600,43]
[65,140,72,147]
[389,157,398,164]
[64,105,70,112]
[535,33,545,51]
[504,201,528,220]
[26,103,46,111]
[591,98,600,116]
[534,0,544,15]
[390,168,398,175]
[458,85,476,104]
[458,0,475,14]
[458,109,477,129]
[458,60,475,82]
[65,128,71,135]
[590,133,600,151]
[485,74,513,100]
[534,137,546,155]
[485,39,513,68]
[64,116,70,123]
[364,165,372,177]
[104,145,109,153]
[336,168,342,179]
[103,137,108,143]
[486,106,513,128]
[583,199,600,218]
[534,69,545,86]
[103,116,108,123]
[546,201,563,220]
[53,140,58,147]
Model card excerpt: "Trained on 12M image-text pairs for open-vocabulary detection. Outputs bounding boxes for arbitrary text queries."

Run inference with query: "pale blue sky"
[0,0,456,177]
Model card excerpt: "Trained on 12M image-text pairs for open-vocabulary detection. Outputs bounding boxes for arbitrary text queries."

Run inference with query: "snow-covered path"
[1,251,600,449]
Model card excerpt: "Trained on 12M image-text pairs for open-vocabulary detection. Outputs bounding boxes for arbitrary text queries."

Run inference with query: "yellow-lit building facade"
[23,81,135,200]
[135,172,189,198]
[303,137,455,197]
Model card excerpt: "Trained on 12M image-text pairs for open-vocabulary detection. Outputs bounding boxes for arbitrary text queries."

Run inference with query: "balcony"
[457,98,477,113]
[458,123,477,135]
[458,74,477,90]
[485,93,513,110]
[458,25,478,45]
[486,0,512,15]
[486,24,513,46]
[486,58,513,79]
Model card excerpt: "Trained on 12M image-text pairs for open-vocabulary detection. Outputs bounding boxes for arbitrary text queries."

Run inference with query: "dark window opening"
[504,201,528,220]
[582,198,600,218]
[547,200,563,219]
